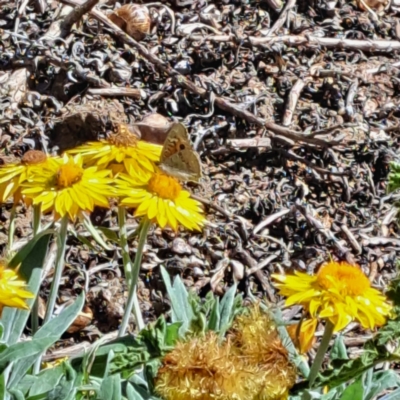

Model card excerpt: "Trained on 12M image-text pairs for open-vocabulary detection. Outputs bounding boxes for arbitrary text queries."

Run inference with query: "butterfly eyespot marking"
[179,144,186,150]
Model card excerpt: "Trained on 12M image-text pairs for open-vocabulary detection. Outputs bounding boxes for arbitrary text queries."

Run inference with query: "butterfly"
[159,123,202,182]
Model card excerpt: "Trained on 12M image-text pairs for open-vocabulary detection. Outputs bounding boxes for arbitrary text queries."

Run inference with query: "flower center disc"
[148,173,181,200]
[108,124,138,147]
[57,162,83,189]
[316,262,371,296]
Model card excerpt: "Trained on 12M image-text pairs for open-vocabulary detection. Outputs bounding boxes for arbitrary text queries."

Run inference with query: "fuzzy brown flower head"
[231,305,297,400]
[155,332,259,400]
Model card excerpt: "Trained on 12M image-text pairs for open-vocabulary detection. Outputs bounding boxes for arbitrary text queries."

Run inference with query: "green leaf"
[14,375,36,396]
[160,266,191,334]
[10,356,46,390]
[218,284,237,336]
[364,370,400,400]
[82,216,113,251]
[330,335,348,361]
[379,387,400,400]
[172,276,193,334]
[97,227,119,243]
[126,383,144,400]
[207,298,220,332]
[8,293,85,388]
[293,388,340,400]
[159,267,176,319]
[27,366,65,397]
[375,316,400,346]
[102,350,115,379]
[272,306,310,379]
[8,388,25,400]
[99,374,121,400]
[316,337,398,389]
[338,378,364,400]
[74,234,98,252]
[164,323,181,347]
[388,162,400,193]
[77,333,151,379]
[0,373,6,400]
[46,363,78,400]
[2,233,51,345]
[0,336,57,374]
[8,229,54,270]
[35,293,85,340]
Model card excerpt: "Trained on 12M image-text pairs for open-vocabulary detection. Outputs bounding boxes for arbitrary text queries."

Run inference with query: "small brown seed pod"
[133,113,172,145]
[21,150,47,165]
[109,4,150,41]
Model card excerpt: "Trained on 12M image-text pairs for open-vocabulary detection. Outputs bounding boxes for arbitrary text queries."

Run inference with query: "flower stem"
[308,320,335,387]
[32,203,41,236]
[34,215,69,374]
[7,203,17,251]
[118,206,133,285]
[31,204,42,335]
[118,218,151,336]
[44,215,69,324]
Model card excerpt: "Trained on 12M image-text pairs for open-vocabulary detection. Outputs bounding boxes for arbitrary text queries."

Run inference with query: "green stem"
[7,203,17,251]
[31,204,42,335]
[31,299,39,335]
[118,218,151,336]
[44,215,69,324]
[118,206,133,286]
[34,215,69,374]
[32,203,41,236]
[308,320,335,387]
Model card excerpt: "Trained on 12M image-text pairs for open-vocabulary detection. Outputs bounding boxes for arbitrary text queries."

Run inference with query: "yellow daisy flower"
[22,154,114,220]
[67,124,162,177]
[272,261,392,332]
[0,150,49,203]
[286,318,318,354]
[0,263,34,316]
[116,169,206,231]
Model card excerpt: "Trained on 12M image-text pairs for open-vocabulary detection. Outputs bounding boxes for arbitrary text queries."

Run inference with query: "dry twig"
[190,34,400,52]
[87,88,145,99]
[283,78,306,126]
[261,0,296,36]
[60,0,100,36]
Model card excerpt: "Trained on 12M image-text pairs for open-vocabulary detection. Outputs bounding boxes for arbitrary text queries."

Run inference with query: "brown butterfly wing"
[160,123,191,162]
[160,123,202,182]
[160,149,202,182]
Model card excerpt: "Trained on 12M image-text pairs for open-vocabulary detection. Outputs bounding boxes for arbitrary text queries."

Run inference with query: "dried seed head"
[155,332,259,400]
[21,150,47,165]
[230,304,297,400]
[109,4,150,41]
